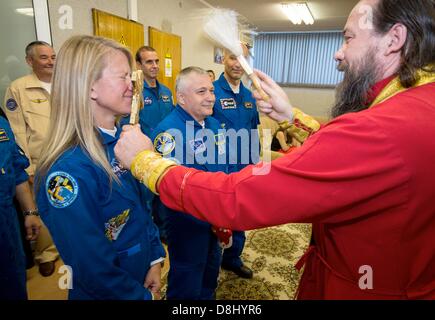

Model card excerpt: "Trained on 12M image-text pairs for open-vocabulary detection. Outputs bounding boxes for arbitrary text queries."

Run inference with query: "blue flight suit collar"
[143,79,162,96]
[215,72,248,94]
[98,126,121,145]
[174,105,209,129]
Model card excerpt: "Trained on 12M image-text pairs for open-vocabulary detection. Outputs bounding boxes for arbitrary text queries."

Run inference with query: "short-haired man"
[211,44,260,279]
[150,67,228,299]
[121,46,175,241]
[122,46,174,137]
[2,41,58,277]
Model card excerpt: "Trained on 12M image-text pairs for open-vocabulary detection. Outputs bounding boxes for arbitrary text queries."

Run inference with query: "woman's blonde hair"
[36,35,133,187]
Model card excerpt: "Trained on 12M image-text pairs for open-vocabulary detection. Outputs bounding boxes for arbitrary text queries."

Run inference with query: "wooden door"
[149,27,181,99]
[92,9,144,60]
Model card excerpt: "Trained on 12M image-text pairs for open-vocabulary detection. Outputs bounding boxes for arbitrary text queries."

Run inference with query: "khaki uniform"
[2,73,58,264]
[2,73,50,176]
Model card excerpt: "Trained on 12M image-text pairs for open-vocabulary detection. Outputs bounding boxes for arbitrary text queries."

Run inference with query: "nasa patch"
[154,132,176,155]
[189,138,206,154]
[46,171,79,208]
[111,158,127,178]
[144,97,153,105]
[6,98,18,111]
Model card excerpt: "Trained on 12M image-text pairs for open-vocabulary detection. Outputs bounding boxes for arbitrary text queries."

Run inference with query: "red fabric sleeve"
[159,113,409,230]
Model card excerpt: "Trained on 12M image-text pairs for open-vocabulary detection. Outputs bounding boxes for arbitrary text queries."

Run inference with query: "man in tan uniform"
[2,41,59,277]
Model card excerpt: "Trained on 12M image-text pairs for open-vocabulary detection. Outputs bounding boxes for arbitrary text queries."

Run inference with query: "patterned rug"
[161,223,312,300]
[216,223,311,300]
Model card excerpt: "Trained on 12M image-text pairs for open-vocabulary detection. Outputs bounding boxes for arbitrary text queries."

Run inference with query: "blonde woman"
[35,35,165,300]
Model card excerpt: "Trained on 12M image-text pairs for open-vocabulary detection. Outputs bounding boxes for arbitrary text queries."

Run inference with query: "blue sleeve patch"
[6,98,18,111]
[46,171,79,208]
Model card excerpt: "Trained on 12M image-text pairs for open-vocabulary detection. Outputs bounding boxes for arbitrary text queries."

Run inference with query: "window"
[254,32,343,87]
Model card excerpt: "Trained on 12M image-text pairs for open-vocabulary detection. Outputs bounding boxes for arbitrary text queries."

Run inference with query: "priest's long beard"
[331,51,380,119]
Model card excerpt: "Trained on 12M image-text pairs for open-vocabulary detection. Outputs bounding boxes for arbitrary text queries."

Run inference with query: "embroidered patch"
[144,97,153,105]
[111,158,127,178]
[220,98,237,110]
[105,209,130,242]
[214,133,225,146]
[244,102,253,109]
[30,98,48,104]
[154,132,176,155]
[0,129,9,142]
[6,98,18,111]
[189,138,206,154]
[214,134,226,155]
[46,171,79,208]
[161,95,171,103]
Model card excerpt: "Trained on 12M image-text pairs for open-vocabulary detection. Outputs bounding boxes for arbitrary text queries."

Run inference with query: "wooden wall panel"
[149,27,181,99]
[92,9,144,60]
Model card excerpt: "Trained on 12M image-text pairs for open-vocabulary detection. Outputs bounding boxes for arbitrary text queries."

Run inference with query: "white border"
[33,0,52,44]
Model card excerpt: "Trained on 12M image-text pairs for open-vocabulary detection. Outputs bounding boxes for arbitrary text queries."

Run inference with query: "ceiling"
[201,0,359,32]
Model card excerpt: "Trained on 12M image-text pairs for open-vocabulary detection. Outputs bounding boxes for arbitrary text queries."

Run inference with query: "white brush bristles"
[203,9,243,57]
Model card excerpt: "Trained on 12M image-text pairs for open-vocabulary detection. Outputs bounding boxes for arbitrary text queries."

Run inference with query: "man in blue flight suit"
[121,46,174,137]
[212,44,260,279]
[0,112,41,300]
[151,67,229,299]
[121,46,174,241]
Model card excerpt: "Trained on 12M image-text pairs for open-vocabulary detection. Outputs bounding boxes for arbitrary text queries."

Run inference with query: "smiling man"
[212,44,259,279]
[2,41,59,277]
[149,67,228,300]
[122,46,174,138]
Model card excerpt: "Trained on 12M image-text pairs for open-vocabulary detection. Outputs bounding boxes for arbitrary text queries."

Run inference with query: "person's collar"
[98,126,120,144]
[366,75,397,104]
[217,73,245,93]
[369,67,435,107]
[176,105,207,128]
[25,73,47,89]
[144,78,159,89]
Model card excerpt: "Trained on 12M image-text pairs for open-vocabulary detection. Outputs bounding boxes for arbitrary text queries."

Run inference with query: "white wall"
[48,0,128,52]
[48,0,224,75]
[282,86,335,119]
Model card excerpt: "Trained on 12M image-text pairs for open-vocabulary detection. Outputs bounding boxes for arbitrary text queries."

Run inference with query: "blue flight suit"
[36,129,165,300]
[0,115,29,300]
[120,79,174,138]
[151,106,227,299]
[212,73,260,270]
[120,80,174,240]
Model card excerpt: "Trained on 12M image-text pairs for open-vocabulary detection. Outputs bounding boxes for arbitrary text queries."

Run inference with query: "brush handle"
[237,55,270,102]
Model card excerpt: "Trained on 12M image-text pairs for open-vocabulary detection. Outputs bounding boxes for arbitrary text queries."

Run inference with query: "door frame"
[33,0,52,44]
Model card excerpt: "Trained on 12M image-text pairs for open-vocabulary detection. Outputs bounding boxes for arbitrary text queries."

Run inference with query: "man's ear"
[25,56,33,68]
[177,92,185,105]
[135,61,142,70]
[384,23,407,55]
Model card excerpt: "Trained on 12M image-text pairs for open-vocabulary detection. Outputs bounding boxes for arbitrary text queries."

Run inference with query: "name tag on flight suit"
[189,139,206,154]
[220,98,237,110]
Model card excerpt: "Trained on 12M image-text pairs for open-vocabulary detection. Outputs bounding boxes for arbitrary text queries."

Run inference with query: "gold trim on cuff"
[131,150,177,195]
